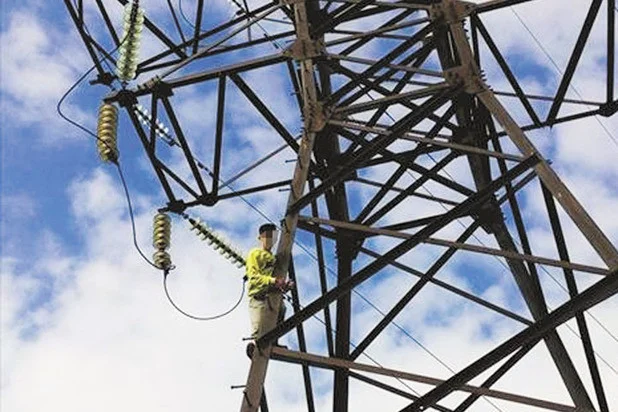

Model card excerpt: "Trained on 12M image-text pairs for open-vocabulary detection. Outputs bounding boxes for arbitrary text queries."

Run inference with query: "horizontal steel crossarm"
[270,347,578,412]
[399,267,618,412]
[123,54,289,98]
[259,155,538,346]
[217,179,293,199]
[296,219,532,325]
[330,119,526,162]
[300,216,611,276]
[139,32,295,74]
[326,0,435,10]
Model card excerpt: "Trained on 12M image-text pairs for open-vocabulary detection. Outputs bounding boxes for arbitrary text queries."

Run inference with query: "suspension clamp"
[113,89,139,108]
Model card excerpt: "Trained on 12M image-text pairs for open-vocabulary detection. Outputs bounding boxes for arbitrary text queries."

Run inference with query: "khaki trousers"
[249,294,286,339]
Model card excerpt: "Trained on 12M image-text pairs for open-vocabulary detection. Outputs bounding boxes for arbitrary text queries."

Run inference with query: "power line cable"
[57,3,454,403]
[57,68,160,271]
[509,8,618,149]
[64,2,618,402]
[357,62,618,375]
[280,293,425,400]
[356,11,618,367]
[57,9,250,323]
[58,56,250,321]
[164,271,246,320]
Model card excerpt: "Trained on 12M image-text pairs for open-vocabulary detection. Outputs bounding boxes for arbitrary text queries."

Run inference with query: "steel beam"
[259,155,539,345]
[398,268,618,412]
[239,0,323,409]
[271,347,580,412]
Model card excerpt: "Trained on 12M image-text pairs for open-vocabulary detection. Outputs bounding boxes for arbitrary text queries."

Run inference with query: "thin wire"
[55,26,161,271]
[357,49,618,374]
[68,2,615,399]
[353,78,617,411]
[164,272,246,320]
[411,173,618,376]
[116,164,160,269]
[57,47,249,322]
[487,6,618,356]
[510,8,618,149]
[280,294,424,399]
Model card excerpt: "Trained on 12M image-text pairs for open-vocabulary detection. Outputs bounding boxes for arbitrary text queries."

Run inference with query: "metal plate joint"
[430,0,475,24]
[444,65,488,94]
[284,38,325,60]
[305,101,327,132]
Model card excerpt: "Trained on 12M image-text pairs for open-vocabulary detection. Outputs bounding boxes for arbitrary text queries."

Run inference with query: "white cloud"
[0,9,93,142]
[3,1,618,411]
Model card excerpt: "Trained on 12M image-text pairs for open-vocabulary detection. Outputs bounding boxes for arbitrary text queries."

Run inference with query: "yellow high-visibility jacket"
[245,247,276,297]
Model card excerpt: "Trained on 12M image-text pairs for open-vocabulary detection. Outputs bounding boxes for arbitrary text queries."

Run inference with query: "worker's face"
[260,230,278,250]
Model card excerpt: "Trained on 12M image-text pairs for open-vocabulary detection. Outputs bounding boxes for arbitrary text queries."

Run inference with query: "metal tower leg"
[239,0,324,410]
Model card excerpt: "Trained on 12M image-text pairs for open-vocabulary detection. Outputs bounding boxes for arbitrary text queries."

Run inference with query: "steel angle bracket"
[444,65,488,94]
[429,0,475,24]
[283,38,325,60]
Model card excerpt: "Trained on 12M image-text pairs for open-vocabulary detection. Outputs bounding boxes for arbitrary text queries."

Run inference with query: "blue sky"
[2,1,618,411]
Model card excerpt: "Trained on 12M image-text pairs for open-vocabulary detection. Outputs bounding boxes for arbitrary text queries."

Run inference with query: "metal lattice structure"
[65,0,618,411]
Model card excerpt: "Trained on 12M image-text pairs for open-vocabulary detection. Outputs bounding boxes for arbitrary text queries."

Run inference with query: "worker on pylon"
[245,223,294,347]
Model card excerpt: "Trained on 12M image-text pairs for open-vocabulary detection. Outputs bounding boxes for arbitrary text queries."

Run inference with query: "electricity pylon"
[65,0,618,411]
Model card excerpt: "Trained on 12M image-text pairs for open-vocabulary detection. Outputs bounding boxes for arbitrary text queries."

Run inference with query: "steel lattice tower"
[65,0,618,411]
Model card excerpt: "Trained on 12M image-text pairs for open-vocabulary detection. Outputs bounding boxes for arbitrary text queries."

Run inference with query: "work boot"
[246,342,256,359]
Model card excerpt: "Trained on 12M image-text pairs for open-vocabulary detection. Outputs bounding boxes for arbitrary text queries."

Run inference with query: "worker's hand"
[274,278,294,291]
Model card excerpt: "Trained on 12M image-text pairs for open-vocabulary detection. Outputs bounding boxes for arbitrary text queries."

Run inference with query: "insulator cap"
[153,213,171,250]
[153,250,172,270]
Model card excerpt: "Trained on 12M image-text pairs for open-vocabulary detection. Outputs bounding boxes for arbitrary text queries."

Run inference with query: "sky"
[1,0,618,411]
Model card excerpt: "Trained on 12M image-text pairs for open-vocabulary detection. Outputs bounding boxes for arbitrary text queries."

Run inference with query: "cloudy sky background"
[1,0,618,411]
